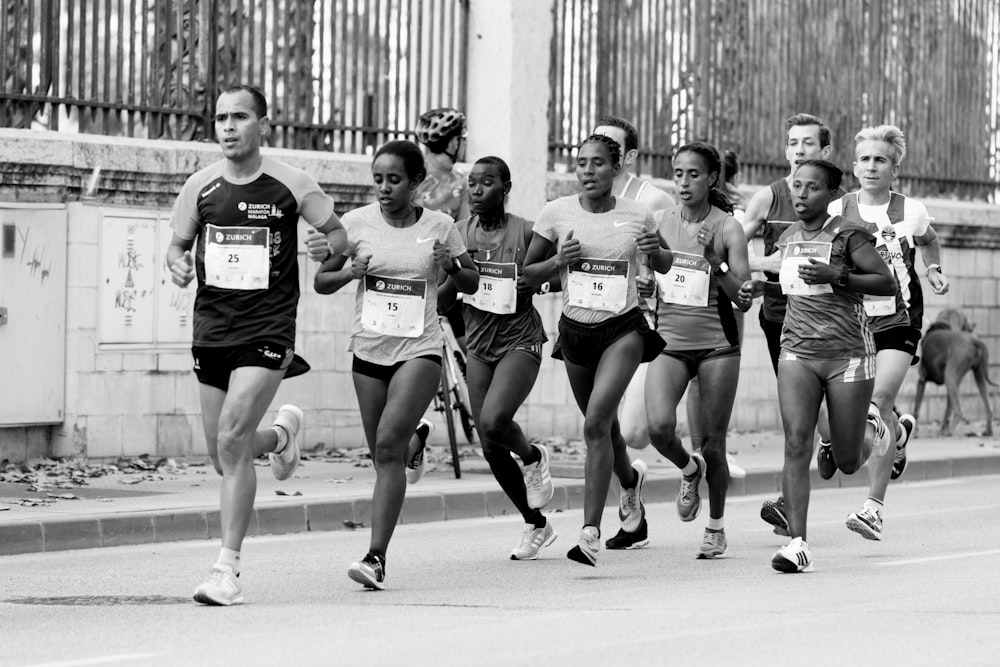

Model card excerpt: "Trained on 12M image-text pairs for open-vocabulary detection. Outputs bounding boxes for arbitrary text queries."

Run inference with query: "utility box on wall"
[0,205,68,425]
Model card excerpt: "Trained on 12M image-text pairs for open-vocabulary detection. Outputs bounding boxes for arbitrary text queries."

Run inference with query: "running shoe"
[760,496,790,537]
[676,452,705,522]
[567,526,600,567]
[726,452,747,479]
[406,418,434,484]
[193,566,243,606]
[891,413,915,480]
[816,438,836,480]
[771,536,814,573]
[269,404,303,481]
[348,552,386,590]
[866,403,891,457]
[510,522,557,560]
[697,528,727,559]
[846,504,883,541]
[523,444,554,509]
[605,517,649,550]
[618,458,647,532]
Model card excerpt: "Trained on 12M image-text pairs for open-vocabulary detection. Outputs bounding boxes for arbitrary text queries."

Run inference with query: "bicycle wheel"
[439,363,462,479]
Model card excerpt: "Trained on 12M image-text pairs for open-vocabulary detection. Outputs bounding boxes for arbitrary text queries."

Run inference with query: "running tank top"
[837,192,924,331]
[458,213,546,358]
[778,216,876,359]
[655,206,740,350]
[619,174,649,200]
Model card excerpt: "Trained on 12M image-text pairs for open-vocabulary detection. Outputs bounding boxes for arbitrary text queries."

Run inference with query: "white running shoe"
[866,403,891,457]
[347,553,386,590]
[523,444,554,509]
[406,418,434,484]
[618,459,647,532]
[567,526,600,567]
[771,537,814,573]
[846,504,883,541]
[193,567,244,606]
[269,404,303,481]
[510,522,557,560]
[697,528,728,559]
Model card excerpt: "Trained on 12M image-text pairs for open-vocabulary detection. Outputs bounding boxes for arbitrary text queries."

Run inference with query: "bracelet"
[538,281,551,295]
[926,263,941,275]
[834,266,849,288]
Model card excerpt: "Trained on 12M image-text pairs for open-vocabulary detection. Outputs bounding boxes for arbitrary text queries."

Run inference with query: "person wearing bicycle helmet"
[412,107,470,221]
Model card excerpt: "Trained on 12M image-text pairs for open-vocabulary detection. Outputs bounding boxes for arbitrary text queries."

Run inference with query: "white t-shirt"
[343,203,466,364]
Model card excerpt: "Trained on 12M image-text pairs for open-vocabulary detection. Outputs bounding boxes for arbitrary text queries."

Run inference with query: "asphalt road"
[1,476,998,667]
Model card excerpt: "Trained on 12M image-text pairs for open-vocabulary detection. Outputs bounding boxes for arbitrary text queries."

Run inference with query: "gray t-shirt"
[534,195,656,324]
[343,203,467,364]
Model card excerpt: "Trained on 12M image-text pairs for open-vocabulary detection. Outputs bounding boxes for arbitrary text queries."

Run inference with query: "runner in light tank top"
[523,133,672,567]
[591,116,680,552]
[450,156,556,561]
[644,141,751,559]
[740,160,896,573]
[314,140,478,591]
[826,125,950,543]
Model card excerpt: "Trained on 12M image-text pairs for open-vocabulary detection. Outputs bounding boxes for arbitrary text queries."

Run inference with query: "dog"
[913,308,996,436]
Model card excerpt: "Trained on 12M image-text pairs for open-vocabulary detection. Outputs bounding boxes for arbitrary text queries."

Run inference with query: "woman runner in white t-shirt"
[313,140,478,590]
[523,134,673,566]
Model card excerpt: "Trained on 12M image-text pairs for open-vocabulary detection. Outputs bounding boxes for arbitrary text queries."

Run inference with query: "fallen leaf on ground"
[275,490,302,496]
[343,520,365,529]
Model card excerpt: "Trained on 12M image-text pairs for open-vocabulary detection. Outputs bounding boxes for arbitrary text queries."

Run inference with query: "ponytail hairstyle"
[473,155,511,184]
[673,140,734,214]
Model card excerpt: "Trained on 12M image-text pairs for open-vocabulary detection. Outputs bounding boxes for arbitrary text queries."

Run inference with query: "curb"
[2,454,999,556]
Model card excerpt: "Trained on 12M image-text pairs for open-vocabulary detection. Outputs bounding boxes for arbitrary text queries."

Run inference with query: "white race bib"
[780,241,833,296]
[204,224,270,290]
[466,261,517,315]
[567,258,628,313]
[864,295,897,317]
[656,251,710,306]
[361,275,426,338]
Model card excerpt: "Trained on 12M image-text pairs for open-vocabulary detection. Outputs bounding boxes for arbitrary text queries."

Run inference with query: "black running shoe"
[605,517,649,550]
[348,552,386,590]
[816,440,836,480]
[760,496,789,536]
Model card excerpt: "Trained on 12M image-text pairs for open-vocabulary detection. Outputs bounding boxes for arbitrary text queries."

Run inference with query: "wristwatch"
[926,263,942,276]
[835,266,850,287]
[713,261,729,276]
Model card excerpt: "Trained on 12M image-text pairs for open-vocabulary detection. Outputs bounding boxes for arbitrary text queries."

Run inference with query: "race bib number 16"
[567,258,628,312]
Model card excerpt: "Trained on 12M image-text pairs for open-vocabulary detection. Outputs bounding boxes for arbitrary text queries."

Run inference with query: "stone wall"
[1,131,997,461]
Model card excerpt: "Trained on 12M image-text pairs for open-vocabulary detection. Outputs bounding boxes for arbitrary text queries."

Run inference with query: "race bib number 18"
[466,261,517,315]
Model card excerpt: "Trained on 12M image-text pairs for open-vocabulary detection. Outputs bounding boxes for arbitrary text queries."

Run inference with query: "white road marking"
[17,653,164,667]
[875,549,1000,567]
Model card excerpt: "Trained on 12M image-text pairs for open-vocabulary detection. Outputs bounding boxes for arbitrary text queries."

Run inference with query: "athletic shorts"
[470,341,543,367]
[778,350,875,383]
[352,354,442,383]
[873,325,922,362]
[661,345,741,377]
[552,308,666,370]
[192,341,309,391]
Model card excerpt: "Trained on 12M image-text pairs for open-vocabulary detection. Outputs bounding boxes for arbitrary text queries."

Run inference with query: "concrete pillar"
[465,0,554,220]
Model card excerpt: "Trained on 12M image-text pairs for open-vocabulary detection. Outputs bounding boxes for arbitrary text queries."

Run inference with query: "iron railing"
[0,0,467,151]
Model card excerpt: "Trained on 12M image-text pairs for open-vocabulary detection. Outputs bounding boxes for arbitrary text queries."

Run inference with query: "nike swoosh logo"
[416,237,434,244]
[613,220,631,227]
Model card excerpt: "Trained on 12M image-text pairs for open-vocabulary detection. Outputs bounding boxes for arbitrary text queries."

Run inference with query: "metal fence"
[549,0,1000,201]
[0,0,467,151]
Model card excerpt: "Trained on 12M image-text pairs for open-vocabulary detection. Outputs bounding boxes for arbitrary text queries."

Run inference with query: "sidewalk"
[2,430,998,555]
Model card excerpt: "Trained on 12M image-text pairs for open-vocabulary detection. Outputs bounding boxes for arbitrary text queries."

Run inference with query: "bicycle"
[434,314,475,478]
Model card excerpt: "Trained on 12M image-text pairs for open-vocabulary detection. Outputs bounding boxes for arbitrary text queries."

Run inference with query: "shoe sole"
[271,405,304,481]
[760,503,789,536]
[618,461,647,532]
[697,549,727,559]
[348,567,385,590]
[605,537,649,550]
[193,590,244,606]
[846,516,883,541]
[567,545,597,566]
